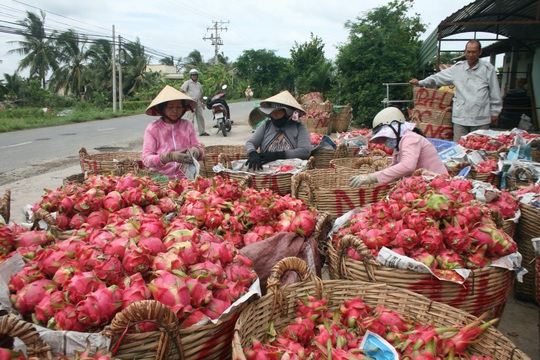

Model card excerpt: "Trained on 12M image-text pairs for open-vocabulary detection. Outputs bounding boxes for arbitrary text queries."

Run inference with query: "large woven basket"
[513,203,539,304]
[302,100,333,113]
[232,257,530,360]
[530,138,540,162]
[200,145,247,178]
[328,235,515,320]
[0,189,10,223]
[329,149,390,172]
[412,86,454,125]
[290,167,394,220]
[298,116,331,135]
[473,171,502,188]
[505,167,536,192]
[331,104,353,133]
[410,114,454,140]
[216,153,310,196]
[79,147,143,174]
[310,143,360,169]
[0,312,52,358]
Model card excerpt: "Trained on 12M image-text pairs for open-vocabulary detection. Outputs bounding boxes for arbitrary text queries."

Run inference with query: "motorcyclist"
[206,88,232,126]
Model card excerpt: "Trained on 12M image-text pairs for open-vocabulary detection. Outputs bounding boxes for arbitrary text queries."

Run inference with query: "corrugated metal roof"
[418,0,540,69]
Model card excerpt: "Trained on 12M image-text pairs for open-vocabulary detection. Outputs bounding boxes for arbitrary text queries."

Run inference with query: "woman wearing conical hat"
[142,85,204,179]
[245,90,311,170]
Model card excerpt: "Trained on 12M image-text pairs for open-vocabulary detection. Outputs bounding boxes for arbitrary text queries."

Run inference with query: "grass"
[0,107,146,133]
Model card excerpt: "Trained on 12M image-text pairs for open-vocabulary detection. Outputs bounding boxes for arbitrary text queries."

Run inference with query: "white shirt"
[419,60,502,126]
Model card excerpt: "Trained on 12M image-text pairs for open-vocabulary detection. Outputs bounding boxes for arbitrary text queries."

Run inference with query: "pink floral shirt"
[142,117,204,179]
[375,132,448,185]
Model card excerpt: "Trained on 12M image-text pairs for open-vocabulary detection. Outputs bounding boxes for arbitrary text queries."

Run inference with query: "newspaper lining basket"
[232,257,530,360]
[216,153,309,196]
[79,147,143,174]
[0,312,52,358]
[310,143,360,169]
[0,189,10,223]
[505,167,536,192]
[290,167,394,220]
[513,203,539,304]
[328,235,515,320]
[200,145,247,178]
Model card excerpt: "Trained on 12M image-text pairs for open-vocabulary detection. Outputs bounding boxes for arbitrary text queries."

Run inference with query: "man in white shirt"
[181,69,208,136]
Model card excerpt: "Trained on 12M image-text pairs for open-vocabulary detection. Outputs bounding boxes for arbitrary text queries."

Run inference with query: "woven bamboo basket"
[0,313,52,358]
[0,189,10,223]
[327,235,515,320]
[300,92,324,105]
[290,167,394,220]
[302,99,333,113]
[329,149,390,172]
[232,257,530,360]
[105,296,254,360]
[216,153,310,196]
[530,138,540,162]
[505,167,536,192]
[79,147,143,174]
[331,104,353,133]
[410,114,454,140]
[513,203,539,304]
[473,171,502,188]
[200,145,247,178]
[298,116,331,135]
[310,142,360,169]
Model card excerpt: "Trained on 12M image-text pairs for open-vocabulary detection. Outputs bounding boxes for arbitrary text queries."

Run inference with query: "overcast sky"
[0,0,479,80]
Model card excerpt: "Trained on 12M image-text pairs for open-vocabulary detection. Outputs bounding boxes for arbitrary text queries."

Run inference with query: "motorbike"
[204,85,232,137]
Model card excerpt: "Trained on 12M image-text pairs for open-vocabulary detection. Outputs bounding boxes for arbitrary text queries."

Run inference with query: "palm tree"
[49,29,90,97]
[181,50,206,73]
[7,11,58,88]
[87,38,114,93]
[121,38,154,96]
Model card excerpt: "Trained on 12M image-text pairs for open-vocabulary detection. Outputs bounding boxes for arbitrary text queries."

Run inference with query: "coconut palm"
[87,38,114,93]
[49,29,91,97]
[121,38,154,96]
[7,11,58,88]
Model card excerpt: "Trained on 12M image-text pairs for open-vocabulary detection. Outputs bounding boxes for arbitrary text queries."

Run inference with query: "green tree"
[181,50,207,73]
[86,38,114,98]
[335,0,426,125]
[49,29,90,97]
[234,49,293,98]
[1,73,26,103]
[7,11,59,88]
[159,56,174,66]
[290,33,334,95]
[121,38,155,96]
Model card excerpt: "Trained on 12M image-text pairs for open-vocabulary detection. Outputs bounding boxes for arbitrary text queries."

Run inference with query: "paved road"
[0,100,259,186]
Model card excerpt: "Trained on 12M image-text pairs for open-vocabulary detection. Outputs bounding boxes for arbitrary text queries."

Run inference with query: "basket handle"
[312,212,333,258]
[103,300,184,360]
[0,313,52,358]
[334,143,349,159]
[369,149,387,158]
[353,156,374,170]
[217,153,232,169]
[79,147,89,159]
[0,189,10,223]
[437,106,452,125]
[306,156,315,170]
[450,161,472,177]
[31,208,60,238]
[266,257,323,319]
[290,171,317,206]
[337,235,380,282]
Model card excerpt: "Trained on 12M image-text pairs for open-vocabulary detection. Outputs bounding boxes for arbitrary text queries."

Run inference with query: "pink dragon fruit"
[11,279,57,315]
[64,271,105,303]
[77,285,123,327]
[148,270,192,316]
[120,273,152,309]
[34,289,67,324]
[436,249,464,270]
[418,226,445,254]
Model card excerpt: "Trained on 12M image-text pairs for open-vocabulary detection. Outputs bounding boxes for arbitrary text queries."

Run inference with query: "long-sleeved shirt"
[418,60,502,126]
[245,120,312,159]
[375,132,448,185]
[142,118,204,179]
[180,79,204,106]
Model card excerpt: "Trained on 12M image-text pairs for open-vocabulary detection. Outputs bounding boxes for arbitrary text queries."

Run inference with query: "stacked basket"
[79,147,143,175]
[0,189,10,223]
[331,104,353,133]
[0,312,52,359]
[232,257,530,360]
[513,202,539,304]
[310,142,360,169]
[199,145,247,178]
[410,86,454,140]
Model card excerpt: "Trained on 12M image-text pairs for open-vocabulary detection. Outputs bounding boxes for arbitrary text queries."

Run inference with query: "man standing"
[410,40,502,142]
[181,69,209,136]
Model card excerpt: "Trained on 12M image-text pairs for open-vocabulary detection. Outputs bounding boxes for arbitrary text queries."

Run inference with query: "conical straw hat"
[259,91,305,115]
[145,85,197,116]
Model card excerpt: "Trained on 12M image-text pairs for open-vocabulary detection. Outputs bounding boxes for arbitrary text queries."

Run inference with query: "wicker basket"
[0,313,52,358]
[290,167,394,220]
[505,167,536,192]
[300,92,324,105]
[412,86,454,126]
[327,235,515,320]
[200,145,247,178]
[302,100,333,113]
[232,257,530,360]
[513,203,539,304]
[473,171,502,188]
[0,189,10,223]
[329,149,390,172]
[310,142,360,169]
[530,138,540,163]
[331,104,353,133]
[216,153,309,196]
[79,147,143,174]
[298,116,331,135]
[410,114,454,140]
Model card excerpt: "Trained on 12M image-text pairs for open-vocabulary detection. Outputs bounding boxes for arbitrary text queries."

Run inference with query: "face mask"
[271,116,288,128]
[385,138,397,149]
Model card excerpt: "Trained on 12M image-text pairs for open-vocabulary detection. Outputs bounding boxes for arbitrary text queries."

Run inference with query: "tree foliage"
[335,0,425,126]
[290,33,334,96]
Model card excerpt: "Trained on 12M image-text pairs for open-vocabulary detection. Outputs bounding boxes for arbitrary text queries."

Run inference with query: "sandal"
[199,132,210,136]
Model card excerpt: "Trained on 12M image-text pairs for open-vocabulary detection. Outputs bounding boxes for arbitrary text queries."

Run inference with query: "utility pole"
[112,25,117,112]
[118,35,123,111]
[203,20,229,64]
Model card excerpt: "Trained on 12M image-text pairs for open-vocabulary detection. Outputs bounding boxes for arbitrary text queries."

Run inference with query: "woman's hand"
[245,151,263,170]
[160,151,193,164]
[349,173,378,188]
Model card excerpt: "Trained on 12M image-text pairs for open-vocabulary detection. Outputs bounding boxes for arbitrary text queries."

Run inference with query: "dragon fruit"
[148,270,192,316]
[11,279,57,315]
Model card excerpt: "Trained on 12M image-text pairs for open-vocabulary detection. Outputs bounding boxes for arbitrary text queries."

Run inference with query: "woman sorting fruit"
[245,91,311,170]
[142,85,204,179]
[350,107,448,187]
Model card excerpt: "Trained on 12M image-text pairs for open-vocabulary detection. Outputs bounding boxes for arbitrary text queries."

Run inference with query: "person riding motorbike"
[206,87,232,127]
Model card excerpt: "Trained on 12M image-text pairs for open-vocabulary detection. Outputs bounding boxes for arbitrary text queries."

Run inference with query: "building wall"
[533,46,540,129]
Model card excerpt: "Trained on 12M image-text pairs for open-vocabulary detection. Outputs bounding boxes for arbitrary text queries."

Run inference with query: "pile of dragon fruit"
[0,173,320,333]
[332,175,520,273]
[458,131,539,151]
[243,295,497,359]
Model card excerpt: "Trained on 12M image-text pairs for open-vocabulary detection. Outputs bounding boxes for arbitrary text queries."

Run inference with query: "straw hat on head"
[145,85,197,116]
[258,90,305,116]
